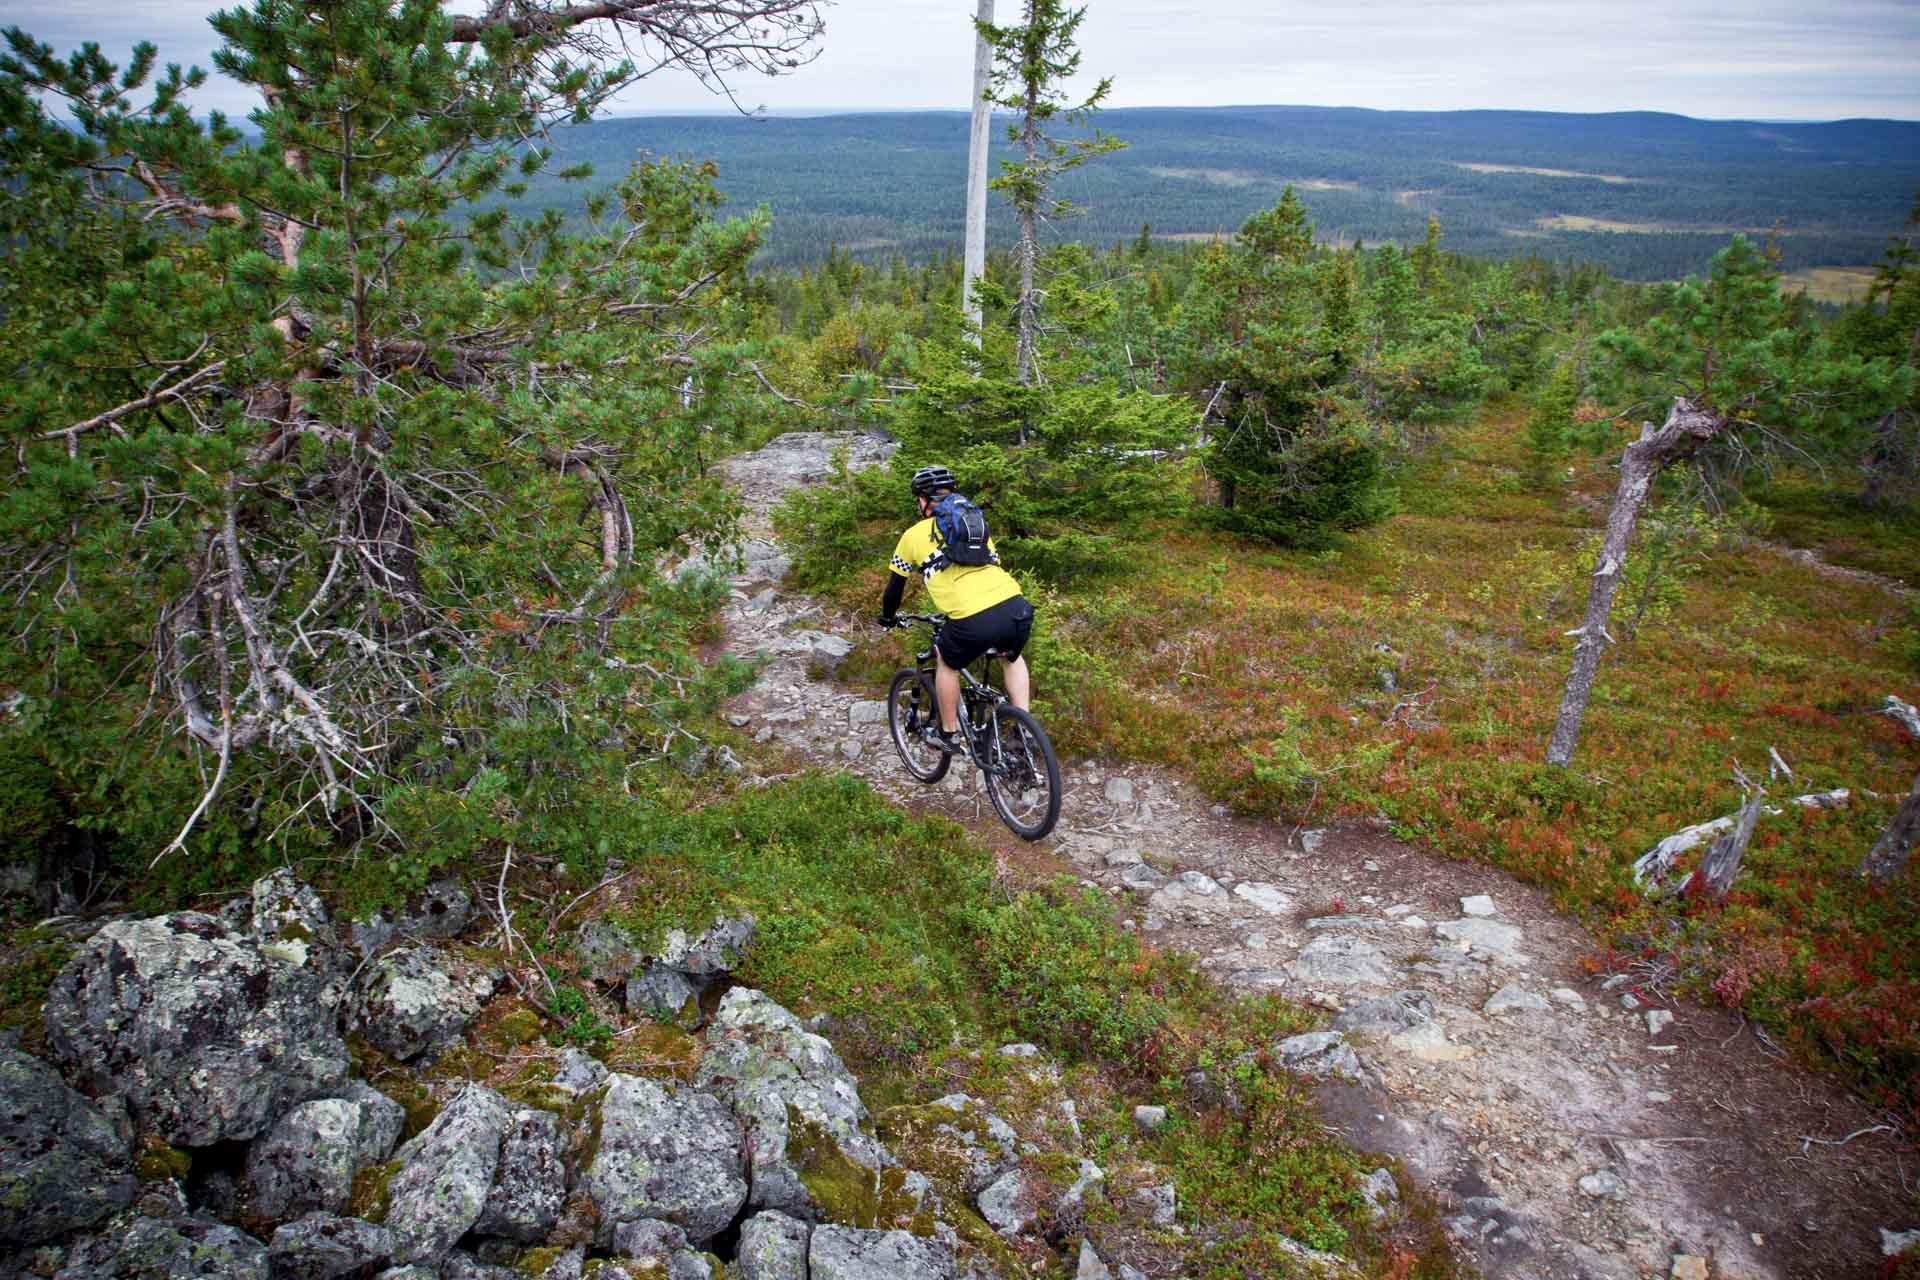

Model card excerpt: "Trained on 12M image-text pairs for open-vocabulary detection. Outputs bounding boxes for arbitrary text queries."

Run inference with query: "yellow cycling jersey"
[888,517,1023,619]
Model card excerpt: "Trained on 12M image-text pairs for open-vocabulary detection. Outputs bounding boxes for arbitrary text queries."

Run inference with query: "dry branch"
[1634,788,1852,892]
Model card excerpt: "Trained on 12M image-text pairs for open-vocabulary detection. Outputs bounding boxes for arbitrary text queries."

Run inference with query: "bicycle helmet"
[910,465,958,498]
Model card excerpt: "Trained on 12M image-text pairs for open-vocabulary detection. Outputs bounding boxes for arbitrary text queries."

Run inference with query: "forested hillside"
[514,106,1920,279]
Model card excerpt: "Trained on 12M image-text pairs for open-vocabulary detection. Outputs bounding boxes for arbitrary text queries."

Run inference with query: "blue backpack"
[931,493,993,567]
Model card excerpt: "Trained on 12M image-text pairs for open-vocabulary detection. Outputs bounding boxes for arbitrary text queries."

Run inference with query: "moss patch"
[597,1022,702,1082]
[348,1159,399,1222]
[133,1134,191,1182]
[787,1108,932,1234]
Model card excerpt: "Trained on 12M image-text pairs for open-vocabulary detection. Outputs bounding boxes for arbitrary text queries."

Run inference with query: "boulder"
[585,1073,747,1245]
[1275,1031,1367,1081]
[626,966,700,1026]
[608,1217,722,1277]
[350,945,498,1062]
[338,1079,406,1165]
[736,1210,812,1280]
[0,1046,136,1246]
[44,912,349,1146]
[654,915,757,977]
[809,1225,955,1280]
[550,1047,610,1097]
[347,881,474,957]
[575,921,646,983]
[244,1097,362,1219]
[249,870,339,959]
[1077,1240,1113,1280]
[695,988,890,1218]
[471,1107,567,1243]
[1129,1182,1176,1227]
[384,1085,513,1266]
[266,1212,396,1280]
[53,1212,269,1279]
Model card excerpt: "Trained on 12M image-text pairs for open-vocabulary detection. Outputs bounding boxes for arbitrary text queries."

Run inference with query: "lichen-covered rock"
[347,880,474,957]
[471,1107,566,1242]
[245,1097,362,1219]
[809,1225,954,1280]
[339,1079,406,1165]
[654,915,756,976]
[735,1210,811,1280]
[250,870,338,957]
[266,1212,396,1279]
[43,912,349,1146]
[384,1085,512,1265]
[625,965,700,1025]
[550,1047,610,1098]
[440,1252,520,1279]
[575,921,645,983]
[585,1073,747,1245]
[607,1217,721,1277]
[53,1212,269,1279]
[0,1047,136,1246]
[695,988,889,1217]
[975,1169,1035,1235]
[350,945,498,1062]
[1274,1031,1368,1081]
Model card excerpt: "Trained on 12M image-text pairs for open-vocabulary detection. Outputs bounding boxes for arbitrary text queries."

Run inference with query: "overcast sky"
[2,0,1917,121]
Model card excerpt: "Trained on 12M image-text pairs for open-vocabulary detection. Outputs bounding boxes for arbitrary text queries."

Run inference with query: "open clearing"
[1781,266,1878,305]
[1533,214,1770,234]
[1457,162,1641,183]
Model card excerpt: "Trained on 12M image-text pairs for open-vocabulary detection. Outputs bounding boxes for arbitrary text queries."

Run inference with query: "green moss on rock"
[133,1134,191,1182]
[349,1159,399,1222]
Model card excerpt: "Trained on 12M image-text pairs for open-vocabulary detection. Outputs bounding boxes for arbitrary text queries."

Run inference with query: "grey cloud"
[0,0,1913,119]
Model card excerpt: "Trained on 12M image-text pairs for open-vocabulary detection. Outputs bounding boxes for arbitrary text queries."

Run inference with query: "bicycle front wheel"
[887,668,951,784]
[981,703,1062,840]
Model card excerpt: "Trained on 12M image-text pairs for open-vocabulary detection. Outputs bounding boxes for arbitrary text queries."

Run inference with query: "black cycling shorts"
[936,596,1034,669]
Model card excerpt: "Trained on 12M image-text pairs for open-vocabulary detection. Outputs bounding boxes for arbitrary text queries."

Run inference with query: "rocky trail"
[715,431,1915,1280]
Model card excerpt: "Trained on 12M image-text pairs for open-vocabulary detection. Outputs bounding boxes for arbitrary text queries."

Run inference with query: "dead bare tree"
[1545,397,1721,766]
[1860,695,1920,882]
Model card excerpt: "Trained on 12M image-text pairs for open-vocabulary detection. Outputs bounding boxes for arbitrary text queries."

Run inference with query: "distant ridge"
[516,105,1920,279]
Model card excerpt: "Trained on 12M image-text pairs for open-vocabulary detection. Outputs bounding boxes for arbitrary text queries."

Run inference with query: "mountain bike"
[884,613,1062,841]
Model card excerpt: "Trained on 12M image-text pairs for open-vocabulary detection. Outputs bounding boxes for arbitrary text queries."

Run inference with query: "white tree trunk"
[1546,397,1721,766]
[961,0,993,346]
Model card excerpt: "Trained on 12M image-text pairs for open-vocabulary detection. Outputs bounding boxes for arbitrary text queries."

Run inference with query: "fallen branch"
[1634,787,1852,891]
[1883,695,1920,742]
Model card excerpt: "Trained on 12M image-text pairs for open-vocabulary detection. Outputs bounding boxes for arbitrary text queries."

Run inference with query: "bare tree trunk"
[1693,783,1764,898]
[1013,84,1039,399]
[1860,695,1920,881]
[1545,397,1721,766]
[961,0,993,346]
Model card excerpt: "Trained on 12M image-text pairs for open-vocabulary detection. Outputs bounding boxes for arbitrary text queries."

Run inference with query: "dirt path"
[712,433,1913,1280]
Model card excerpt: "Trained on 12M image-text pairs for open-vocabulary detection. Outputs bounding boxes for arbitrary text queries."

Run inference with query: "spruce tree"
[980,0,1124,391]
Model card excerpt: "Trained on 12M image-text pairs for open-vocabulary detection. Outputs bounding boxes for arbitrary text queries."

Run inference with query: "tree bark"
[961,0,993,346]
[1545,397,1721,766]
[1860,774,1920,883]
[1692,784,1763,898]
[1013,77,1038,398]
[1860,694,1920,881]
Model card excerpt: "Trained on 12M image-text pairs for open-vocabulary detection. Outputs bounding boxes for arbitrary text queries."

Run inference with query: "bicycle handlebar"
[890,612,945,628]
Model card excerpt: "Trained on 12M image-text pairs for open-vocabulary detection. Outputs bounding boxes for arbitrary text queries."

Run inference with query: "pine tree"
[0,1,824,882]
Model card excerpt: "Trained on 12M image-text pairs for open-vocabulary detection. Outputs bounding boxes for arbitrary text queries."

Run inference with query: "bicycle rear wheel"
[887,668,951,784]
[980,703,1062,840]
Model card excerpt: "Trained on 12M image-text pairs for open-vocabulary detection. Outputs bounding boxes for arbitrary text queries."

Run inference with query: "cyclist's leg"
[933,650,963,734]
[1001,654,1031,711]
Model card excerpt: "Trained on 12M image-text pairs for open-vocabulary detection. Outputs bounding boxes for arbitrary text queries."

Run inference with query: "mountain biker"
[877,465,1034,755]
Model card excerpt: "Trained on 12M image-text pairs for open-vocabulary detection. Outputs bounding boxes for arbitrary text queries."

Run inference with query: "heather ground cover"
[824,399,1920,1108]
